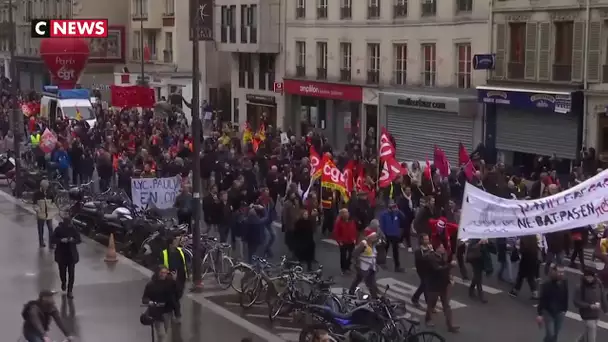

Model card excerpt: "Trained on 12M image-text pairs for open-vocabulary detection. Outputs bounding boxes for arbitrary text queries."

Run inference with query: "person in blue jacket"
[244,205,268,263]
[379,200,406,272]
[51,145,71,186]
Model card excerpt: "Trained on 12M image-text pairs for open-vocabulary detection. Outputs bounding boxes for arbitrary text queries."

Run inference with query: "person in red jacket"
[429,217,458,257]
[333,208,358,274]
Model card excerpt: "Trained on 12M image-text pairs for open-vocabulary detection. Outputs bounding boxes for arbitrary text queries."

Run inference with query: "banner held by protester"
[459,169,608,239]
[131,176,181,209]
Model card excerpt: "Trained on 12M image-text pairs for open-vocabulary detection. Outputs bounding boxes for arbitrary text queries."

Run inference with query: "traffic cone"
[104,233,118,263]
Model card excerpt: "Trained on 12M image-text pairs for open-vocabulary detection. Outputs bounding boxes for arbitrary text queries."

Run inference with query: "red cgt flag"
[320,154,350,202]
[309,146,322,179]
[433,146,451,178]
[458,142,471,166]
[378,127,396,162]
[378,156,407,188]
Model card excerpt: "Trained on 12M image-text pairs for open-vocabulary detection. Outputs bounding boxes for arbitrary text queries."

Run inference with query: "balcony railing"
[552,64,572,82]
[131,12,148,20]
[340,6,352,19]
[317,7,327,19]
[162,11,174,17]
[367,70,380,84]
[317,67,327,80]
[163,50,173,63]
[296,7,305,19]
[340,68,351,82]
[394,5,407,18]
[368,6,380,19]
[421,2,436,16]
[507,62,525,79]
[392,71,406,85]
[296,65,306,77]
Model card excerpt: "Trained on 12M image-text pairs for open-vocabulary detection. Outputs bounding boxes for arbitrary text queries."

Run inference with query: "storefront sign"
[477,86,578,114]
[273,81,283,94]
[283,79,362,102]
[246,94,276,106]
[397,97,447,110]
[472,54,495,70]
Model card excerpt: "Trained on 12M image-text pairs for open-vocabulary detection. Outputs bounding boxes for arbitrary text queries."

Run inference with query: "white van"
[40,87,96,128]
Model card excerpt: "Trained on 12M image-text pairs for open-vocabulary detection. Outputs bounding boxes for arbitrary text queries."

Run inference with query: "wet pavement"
[0,191,268,342]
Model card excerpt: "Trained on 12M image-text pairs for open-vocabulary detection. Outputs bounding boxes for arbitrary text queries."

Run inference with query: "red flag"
[463,161,476,182]
[424,160,432,180]
[343,160,356,194]
[143,45,151,61]
[458,142,470,166]
[309,146,322,179]
[378,127,396,162]
[320,154,350,202]
[252,138,260,152]
[378,156,407,188]
[355,167,365,192]
[433,146,450,178]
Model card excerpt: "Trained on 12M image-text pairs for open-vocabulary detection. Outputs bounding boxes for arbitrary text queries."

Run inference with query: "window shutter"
[494,23,507,79]
[524,22,538,80]
[587,21,602,83]
[571,21,585,82]
[537,22,551,81]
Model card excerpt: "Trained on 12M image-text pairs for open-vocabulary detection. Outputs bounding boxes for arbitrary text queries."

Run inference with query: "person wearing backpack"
[22,290,74,342]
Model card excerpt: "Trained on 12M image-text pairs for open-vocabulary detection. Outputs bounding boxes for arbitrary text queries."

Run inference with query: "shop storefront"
[14,57,49,91]
[246,94,277,129]
[584,95,608,162]
[283,79,363,149]
[378,91,480,163]
[477,86,583,168]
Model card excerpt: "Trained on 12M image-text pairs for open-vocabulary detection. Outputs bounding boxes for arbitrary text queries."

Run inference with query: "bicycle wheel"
[214,255,235,289]
[407,331,446,342]
[231,265,255,294]
[239,275,262,309]
[201,252,213,278]
[268,291,288,321]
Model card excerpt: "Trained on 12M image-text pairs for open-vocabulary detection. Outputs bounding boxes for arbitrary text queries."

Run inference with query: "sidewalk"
[0,189,273,342]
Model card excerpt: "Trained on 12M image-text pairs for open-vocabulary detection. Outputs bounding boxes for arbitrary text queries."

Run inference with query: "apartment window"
[317,0,328,19]
[26,0,33,21]
[42,0,48,17]
[163,32,173,63]
[553,21,573,81]
[229,5,236,43]
[456,43,472,88]
[393,43,407,85]
[421,0,436,17]
[316,42,328,80]
[367,43,380,84]
[248,5,257,43]
[341,0,352,19]
[296,41,306,77]
[422,43,436,86]
[233,98,239,125]
[259,54,275,90]
[164,0,174,15]
[456,0,473,13]
[368,0,380,19]
[132,0,148,18]
[238,53,253,88]
[220,6,228,43]
[133,31,141,59]
[340,42,352,81]
[508,22,526,79]
[146,31,157,60]
[296,0,305,19]
[54,0,61,19]
[394,0,407,18]
[240,5,248,43]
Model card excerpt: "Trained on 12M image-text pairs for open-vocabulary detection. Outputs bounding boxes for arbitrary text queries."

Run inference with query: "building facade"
[282,0,488,161]
[479,0,599,170]
[214,0,283,131]
[11,0,129,99]
[118,0,232,122]
[0,3,13,79]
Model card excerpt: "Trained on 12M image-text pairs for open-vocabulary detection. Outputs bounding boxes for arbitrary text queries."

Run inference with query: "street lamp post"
[190,0,203,292]
[137,0,146,85]
[8,0,22,197]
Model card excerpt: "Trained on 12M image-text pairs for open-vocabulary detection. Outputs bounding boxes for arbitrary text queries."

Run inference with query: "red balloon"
[40,38,90,89]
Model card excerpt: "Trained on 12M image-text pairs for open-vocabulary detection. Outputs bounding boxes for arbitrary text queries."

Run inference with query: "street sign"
[273,81,283,94]
[472,54,496,70]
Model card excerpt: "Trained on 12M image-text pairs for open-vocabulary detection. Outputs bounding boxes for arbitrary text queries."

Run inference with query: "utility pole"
[190,0,203,292]
[137,0,146,86]
[8,0,22,197]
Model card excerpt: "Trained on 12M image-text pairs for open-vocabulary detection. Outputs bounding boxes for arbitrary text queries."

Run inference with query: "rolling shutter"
[386,108,475,163]
[496,109,578,159]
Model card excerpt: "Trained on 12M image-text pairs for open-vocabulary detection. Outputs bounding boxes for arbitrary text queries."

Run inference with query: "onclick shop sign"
[459,169,608,239]
[131,176,181,210]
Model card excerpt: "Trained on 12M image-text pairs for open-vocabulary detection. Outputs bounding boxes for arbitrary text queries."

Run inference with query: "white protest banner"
[131,176,181,209]
[459,170,608,239]
[280,132,289,144]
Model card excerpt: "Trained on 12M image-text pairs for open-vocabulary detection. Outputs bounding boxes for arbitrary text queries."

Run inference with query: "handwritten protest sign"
[131,176,181,209]
[460,170,608,239]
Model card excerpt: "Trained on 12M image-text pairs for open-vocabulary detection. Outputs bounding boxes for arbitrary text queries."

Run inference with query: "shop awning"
[476,85,583,114]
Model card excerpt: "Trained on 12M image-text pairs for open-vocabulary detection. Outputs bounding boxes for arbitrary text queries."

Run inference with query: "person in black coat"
[293,209,317,271]
[51,217,81,299]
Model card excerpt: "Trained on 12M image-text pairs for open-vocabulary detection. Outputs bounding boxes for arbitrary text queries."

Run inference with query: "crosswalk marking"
[450,276,503,294]
[532,304,608,330]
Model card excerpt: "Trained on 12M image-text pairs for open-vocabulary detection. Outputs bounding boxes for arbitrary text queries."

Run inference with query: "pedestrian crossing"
[558,248,604,275]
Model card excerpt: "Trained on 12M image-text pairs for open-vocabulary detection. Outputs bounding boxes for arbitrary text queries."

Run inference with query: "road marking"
[532,304,608,330]
[377,278,467,311]
[0,188,289,342]
[276,332,299,341]
[321,238,393,258]
[450,276,503,294]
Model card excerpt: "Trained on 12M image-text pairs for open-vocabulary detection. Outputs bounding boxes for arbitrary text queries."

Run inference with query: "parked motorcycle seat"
[103,213,120,221]
[27,171,40,177]
[82,202,98,210]
[307,304,364,321]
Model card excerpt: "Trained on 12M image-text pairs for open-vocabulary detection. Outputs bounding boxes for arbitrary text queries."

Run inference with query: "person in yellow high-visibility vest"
[161,236,189,322]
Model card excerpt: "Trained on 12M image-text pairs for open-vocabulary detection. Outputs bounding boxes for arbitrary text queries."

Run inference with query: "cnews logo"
[31,19,108,38]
